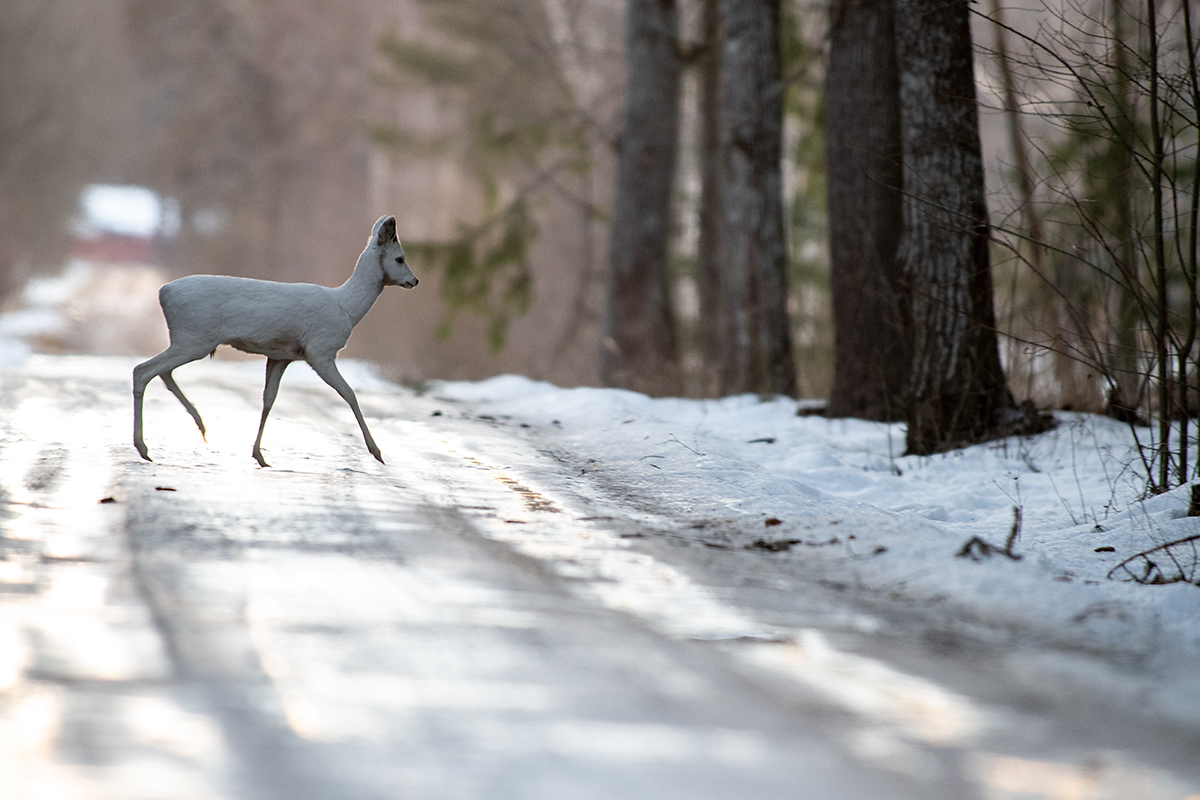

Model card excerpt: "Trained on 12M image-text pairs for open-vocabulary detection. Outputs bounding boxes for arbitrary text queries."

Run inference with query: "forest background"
[1,0,1197,484]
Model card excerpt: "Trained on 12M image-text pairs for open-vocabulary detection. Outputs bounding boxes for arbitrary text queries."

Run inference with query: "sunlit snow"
[433,374,1200,673]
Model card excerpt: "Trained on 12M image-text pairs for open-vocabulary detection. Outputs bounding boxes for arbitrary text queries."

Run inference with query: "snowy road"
[2,356,1199,799]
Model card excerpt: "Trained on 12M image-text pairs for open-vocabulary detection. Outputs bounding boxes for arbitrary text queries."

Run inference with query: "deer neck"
[336,250,385,327]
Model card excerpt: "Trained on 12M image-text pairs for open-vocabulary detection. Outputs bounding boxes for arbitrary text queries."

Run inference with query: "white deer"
[133,215,418,467]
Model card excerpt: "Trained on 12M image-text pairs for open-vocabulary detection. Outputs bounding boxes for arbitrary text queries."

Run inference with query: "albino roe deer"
[133,215,417,467]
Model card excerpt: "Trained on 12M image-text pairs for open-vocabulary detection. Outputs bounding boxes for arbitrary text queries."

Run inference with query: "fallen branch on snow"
[956,506,1023,562]
[1107,534,1200,586]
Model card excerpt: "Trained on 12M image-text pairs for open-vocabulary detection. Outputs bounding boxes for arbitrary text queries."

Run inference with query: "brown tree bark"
[717,0,796,397]
[894,0,1015,455]
[824,0,909,420]
[600,0,683,396]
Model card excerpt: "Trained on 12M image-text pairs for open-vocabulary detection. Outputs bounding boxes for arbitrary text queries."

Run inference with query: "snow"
[432,375,1200,672]
[0,263,89,365]
[3,251,1197,684]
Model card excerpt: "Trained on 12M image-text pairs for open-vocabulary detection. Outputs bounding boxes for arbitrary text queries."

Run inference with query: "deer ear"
[374,215,397,246]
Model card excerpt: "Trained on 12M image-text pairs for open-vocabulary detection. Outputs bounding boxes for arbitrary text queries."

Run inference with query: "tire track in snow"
[387,415,991,767]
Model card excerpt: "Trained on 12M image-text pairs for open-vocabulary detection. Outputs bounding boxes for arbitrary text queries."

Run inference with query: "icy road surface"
[2,356,1199,799]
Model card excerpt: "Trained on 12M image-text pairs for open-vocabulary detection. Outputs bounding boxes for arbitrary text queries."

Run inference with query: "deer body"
[159,275,367,362]
[133,215,417,467]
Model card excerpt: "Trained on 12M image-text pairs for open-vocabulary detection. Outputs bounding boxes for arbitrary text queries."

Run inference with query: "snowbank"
[433,375,1200,669]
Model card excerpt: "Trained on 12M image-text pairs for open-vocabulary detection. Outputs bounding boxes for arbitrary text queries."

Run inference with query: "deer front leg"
[307,357,384,464]
[252,359,290,467]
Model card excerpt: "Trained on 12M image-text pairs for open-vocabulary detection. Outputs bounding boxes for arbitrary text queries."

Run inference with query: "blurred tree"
[601,0,684,394]
[124,0,375,286]
[1093,0,1143,422]
[823,0,908,420]
[981,0,1199,488]
[376,0,812,392]
[778,2,832,401]
[894,0,1016,454]
[716,0,796,396]
[0,0,122,299]
[375,0,609,353]
[694,0,727,396]
[123,0,278,279]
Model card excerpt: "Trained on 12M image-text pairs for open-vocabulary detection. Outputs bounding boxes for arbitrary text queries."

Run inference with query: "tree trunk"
[894,0,1015,455]
[696,0,726,397]
[1106,0,1145,423]
[718,0,796,397]
[600,0,682,396]
[824,0,908,420]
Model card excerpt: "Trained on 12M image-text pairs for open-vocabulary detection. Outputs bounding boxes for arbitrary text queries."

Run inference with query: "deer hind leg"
[307,357,384,464]
[133,342,217,461]
[252,358,290,468]
[160,371,206,441]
